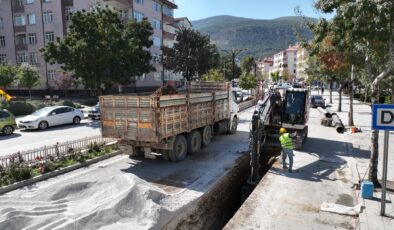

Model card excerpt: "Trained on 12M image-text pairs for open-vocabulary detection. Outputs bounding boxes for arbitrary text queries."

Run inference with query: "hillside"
[192,15,314,59]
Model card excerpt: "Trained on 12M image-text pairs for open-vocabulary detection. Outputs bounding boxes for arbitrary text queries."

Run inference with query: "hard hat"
[279,128,286,134]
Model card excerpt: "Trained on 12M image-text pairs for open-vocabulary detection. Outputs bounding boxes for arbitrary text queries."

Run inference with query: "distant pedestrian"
[279,128,295,173]
[321,86,324,95]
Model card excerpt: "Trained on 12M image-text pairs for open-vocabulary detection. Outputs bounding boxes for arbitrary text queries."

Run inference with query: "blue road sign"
[372,104,394,131]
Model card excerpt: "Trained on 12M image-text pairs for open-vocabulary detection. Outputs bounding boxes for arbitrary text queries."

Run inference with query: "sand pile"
[0,174,168,230]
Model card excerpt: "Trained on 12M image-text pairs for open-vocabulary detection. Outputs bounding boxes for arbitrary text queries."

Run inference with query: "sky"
[174,0,333,21]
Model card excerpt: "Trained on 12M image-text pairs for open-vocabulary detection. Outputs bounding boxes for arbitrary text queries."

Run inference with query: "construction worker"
[279,128,294,173]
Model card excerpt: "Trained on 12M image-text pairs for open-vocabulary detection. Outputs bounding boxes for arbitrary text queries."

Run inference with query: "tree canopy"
[16,63,40,99]
[41,6,154,92]
[163,28,219,81]
[0,62,17,90]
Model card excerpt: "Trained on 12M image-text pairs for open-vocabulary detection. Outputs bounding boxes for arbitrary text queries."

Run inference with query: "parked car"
[88,103,100,120]
[274,82,291,90]
[310,95,326,108]
[17,106,84,130]
[0,109,17,135]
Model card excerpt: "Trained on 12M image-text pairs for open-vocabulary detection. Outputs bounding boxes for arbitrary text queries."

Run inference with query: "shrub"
[5,101,36,116]
[61,100,75,108]
[9,164,32,181]
[44,161,60,173]
[81,99,98,106]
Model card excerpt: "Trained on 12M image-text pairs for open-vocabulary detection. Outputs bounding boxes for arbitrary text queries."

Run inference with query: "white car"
[17,106,84,130]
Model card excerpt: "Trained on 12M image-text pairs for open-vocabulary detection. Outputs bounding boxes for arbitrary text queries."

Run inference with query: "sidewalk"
[321,90,394,229]
[224,90,393,229]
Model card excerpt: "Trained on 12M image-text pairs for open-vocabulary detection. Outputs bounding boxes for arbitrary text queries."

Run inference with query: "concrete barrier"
[239,99,257,111]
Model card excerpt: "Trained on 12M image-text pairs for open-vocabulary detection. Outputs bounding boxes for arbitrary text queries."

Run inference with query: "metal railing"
[0,136,117,169]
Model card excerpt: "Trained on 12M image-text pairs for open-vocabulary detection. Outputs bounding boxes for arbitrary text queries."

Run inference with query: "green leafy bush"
[5,102,36,116]
[81,99,98,106]
[44,161,60,173]
[61,100,76,108]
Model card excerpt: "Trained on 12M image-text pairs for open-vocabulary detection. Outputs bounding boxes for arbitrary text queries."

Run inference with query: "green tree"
[41,5,154,94]
[222,56,242,81]
[202,69,225,82]
[313,0,394,187]
[270,71,279,82]
[0,62,17,90]
[239,74,257,95]
[163,28,220,81]
[241,56,255,75]
[16,63,40,99]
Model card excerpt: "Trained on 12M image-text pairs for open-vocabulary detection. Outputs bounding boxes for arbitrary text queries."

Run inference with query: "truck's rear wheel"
[168,135,187,162]
[201,125,212,147]
[161,150,170,161]
[187,130,202,154]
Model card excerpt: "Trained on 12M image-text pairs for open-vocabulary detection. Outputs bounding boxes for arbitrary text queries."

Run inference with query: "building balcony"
[14,25,26,33]
[163,14,174,24]
[12,4,24,13]
[163,31,175,41]
[103,0,132,7]
[15,43,28,51]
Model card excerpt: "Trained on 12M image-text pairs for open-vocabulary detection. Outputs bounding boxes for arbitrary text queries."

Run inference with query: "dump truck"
[100,82,239,162]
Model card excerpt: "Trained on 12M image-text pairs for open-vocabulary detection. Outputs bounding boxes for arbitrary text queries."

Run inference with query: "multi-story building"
[272,44,299,82]
[296,45,309,81]
[0,0,178,93]
[256,57,273,80]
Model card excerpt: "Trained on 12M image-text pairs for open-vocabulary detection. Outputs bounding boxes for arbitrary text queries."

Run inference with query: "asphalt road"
[0,119,101,157]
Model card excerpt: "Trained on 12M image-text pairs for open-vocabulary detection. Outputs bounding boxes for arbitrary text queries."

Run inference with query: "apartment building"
[272,44,299,82]
[0,0,178,92]
[256,57,273,80]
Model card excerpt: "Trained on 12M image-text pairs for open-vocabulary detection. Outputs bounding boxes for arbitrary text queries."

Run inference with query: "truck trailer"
[100,82,239,162]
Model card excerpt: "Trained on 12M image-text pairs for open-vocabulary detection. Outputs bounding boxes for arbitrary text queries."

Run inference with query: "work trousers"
[282,148,294,172]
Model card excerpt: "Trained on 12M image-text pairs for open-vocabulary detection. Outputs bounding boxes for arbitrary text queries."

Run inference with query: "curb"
[0,150,122,195]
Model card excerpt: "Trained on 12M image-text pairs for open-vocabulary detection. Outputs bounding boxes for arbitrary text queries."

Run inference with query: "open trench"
[163,147,280,230]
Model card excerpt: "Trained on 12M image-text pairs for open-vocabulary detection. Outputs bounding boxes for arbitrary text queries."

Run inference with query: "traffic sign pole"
[380,130,389,216]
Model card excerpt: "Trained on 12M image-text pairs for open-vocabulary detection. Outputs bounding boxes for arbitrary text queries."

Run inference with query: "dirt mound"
[0,174,169,229]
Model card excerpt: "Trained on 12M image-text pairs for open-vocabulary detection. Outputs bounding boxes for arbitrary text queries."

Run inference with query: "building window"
[0,36,5,47]
[65,6,73,21]
[43,11,54,23]
[26,0,34,4]
[136,73,146,81]
[45,31,54,42]
[293,69,296,74]
[14,15,26,26]
[15,0,23,6]
[163,6,173,17]
[28,14,36,25]
[16,52,28,64]
[43,0,52,3]
[0,54,6,64]
[133,11,144,22]
[152,1,161,12]
[134,0,144,5]
[16,34,26,45]
[153,72,161,81]
[118,10,128,20]
[0,18,3,30]
[28,33,37,45]
[152,19,161,30]
[47,70,56,80]
[29,52,38,64]
[153,36,161,47]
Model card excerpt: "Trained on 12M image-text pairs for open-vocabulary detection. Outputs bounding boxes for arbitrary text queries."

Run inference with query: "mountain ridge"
[191,15,314,58]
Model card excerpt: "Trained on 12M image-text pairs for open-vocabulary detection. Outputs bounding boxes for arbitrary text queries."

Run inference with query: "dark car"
[310,95,325,108]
